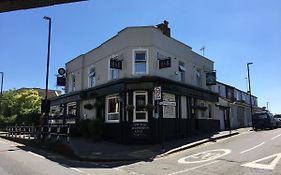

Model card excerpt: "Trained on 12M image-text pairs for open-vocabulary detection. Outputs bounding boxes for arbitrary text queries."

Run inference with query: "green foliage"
[0,89,41,127]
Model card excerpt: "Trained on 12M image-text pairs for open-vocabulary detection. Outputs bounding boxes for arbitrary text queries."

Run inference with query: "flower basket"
[84,103,94,110]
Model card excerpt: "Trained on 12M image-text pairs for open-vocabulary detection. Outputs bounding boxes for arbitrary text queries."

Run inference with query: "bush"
[0,115,16,128]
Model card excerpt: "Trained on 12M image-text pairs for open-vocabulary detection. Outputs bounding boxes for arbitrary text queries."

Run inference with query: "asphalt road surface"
[0,128,281,175]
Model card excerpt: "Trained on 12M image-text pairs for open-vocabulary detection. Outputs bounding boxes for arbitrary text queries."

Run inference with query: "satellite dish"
[58,68,66,75]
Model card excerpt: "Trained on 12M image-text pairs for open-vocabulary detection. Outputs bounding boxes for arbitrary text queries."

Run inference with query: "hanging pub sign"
[159,58,171,69]
[206,72,217,85]
[110,59,122,69]
[57,76,66,86]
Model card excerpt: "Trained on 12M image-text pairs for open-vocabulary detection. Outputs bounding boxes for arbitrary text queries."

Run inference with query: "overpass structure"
[0,0,86,13]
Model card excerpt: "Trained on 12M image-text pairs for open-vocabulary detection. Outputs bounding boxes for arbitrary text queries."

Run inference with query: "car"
[274,114,281,128]
[252,112,277,131]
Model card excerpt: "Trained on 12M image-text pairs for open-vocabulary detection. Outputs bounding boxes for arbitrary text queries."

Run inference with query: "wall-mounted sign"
[154,86,162,100]
[206,72,216,85]
[131,123,150,138]
[58,68,66,75]
[57,76,66,86]
[110,59,122,69]
[159,58,171,69]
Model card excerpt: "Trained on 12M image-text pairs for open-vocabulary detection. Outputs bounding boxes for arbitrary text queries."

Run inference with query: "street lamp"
[43,16,52,122]
[247,62,253,128]
[266,102,269,111]
[0,72,4,115]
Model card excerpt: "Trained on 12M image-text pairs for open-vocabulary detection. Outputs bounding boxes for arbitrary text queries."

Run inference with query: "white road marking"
[27,151,46,159]
[271,133,281,140]
[240,142,265,154]
[178,149,231,164]
[241,153,281,170]
[70,167,92,175]
[168,160,220,175]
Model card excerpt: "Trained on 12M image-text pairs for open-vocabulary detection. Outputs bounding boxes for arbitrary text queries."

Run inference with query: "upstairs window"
[196,68,202,87]
[88,67,96,88]
[110,68,119,80]
[178,61,186,82]
[134,50,148,75]
[71,74,76,91]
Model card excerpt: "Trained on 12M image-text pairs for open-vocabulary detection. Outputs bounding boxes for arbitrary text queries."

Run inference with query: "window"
[110,68,119,80]
[208,104,212,119]
[71,74,76,91]
[88,67,96,87]
[106,95,120,122]
[179,61,186,82]
[67,102,76,115]
[133,91,148,122]
[196,68,202,87]
[133,50,148,75]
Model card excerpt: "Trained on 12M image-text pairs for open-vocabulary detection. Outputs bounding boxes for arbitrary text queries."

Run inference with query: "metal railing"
[5,124,70,143]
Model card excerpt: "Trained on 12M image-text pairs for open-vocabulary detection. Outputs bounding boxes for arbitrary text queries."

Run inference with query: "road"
[0,128,281,175]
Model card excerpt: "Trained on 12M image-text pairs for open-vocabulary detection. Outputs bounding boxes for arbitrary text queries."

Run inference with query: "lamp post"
[43,16,52,123]
[247,62,253,128]
[0,72,3,115]
[266,102,269,111]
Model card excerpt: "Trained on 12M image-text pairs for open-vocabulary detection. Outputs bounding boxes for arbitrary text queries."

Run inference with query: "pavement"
[0,127,251,162]
[68,127,251,162]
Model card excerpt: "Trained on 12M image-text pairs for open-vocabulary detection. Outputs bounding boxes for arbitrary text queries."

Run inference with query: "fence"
[5,124,70,143]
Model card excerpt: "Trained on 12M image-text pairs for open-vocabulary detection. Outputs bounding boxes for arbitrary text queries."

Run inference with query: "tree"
[0,89,41,126]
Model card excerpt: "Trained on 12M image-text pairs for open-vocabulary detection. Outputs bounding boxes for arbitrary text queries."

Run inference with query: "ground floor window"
[106,95,120,123]
[133,91,148,122]
[67,102,77,115]
[163,93,176,118]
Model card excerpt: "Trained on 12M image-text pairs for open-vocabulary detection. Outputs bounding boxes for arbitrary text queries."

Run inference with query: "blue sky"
[0,0,280,113]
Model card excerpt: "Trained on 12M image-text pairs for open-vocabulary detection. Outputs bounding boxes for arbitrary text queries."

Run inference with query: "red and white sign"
[154,86,162,100]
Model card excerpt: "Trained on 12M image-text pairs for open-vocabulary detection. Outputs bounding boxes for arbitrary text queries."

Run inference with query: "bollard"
[48,125,51,140]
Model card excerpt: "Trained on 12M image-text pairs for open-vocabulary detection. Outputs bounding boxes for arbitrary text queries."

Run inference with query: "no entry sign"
[154,86,162,100]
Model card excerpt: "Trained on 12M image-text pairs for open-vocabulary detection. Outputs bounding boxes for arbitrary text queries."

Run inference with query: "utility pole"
[247,62,253,128]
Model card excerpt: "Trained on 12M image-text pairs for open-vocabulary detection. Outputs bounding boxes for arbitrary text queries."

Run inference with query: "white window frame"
[108,57,120,80]
[133,91,148,122]
[178,61,186,82]
[132,49,149,75]
[71,74,76,91]
[88,67,96,88]
[105,94,120,123]
[67,102,77,115]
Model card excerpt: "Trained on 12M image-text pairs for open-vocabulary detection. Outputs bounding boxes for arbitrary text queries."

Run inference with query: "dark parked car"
[274,114,281,128]
[252,112,277,131]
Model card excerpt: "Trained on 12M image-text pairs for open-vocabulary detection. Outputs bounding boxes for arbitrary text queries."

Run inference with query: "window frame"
[88,67,96,88]
[105,94,120,123]
[132,49,149,75]
[178,61,186,82]
[133,91,148,122]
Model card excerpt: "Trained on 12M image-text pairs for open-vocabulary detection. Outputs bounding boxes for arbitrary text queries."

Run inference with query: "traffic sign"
[154,86,162,100]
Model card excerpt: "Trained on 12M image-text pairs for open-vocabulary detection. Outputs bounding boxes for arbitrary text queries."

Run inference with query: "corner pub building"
[50,21,219,144]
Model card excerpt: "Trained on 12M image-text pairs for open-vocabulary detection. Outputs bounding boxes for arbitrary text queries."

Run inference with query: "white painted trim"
[105,94,120,123]
[132,48,149,75]
[133,91,148,122]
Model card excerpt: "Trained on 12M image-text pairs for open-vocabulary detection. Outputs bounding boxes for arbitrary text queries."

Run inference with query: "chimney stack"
[156,20,171,37]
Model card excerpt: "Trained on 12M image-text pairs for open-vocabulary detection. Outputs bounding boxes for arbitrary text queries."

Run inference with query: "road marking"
[27,151,46,159]
[271,133,281,140]
[241,153,281,170]
[168,160,219,175]
[178,149,231,164]
[240,142,265,154]
[70,167,92,175]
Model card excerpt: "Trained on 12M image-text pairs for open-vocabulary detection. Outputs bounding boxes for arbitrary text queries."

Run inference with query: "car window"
[254,114,268,119]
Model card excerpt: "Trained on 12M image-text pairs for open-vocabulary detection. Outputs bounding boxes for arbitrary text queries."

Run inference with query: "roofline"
[217,81,257,98]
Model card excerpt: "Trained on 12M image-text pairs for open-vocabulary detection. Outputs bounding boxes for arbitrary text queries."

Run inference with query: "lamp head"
[247,62,253,65]
[43,16,51,20]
